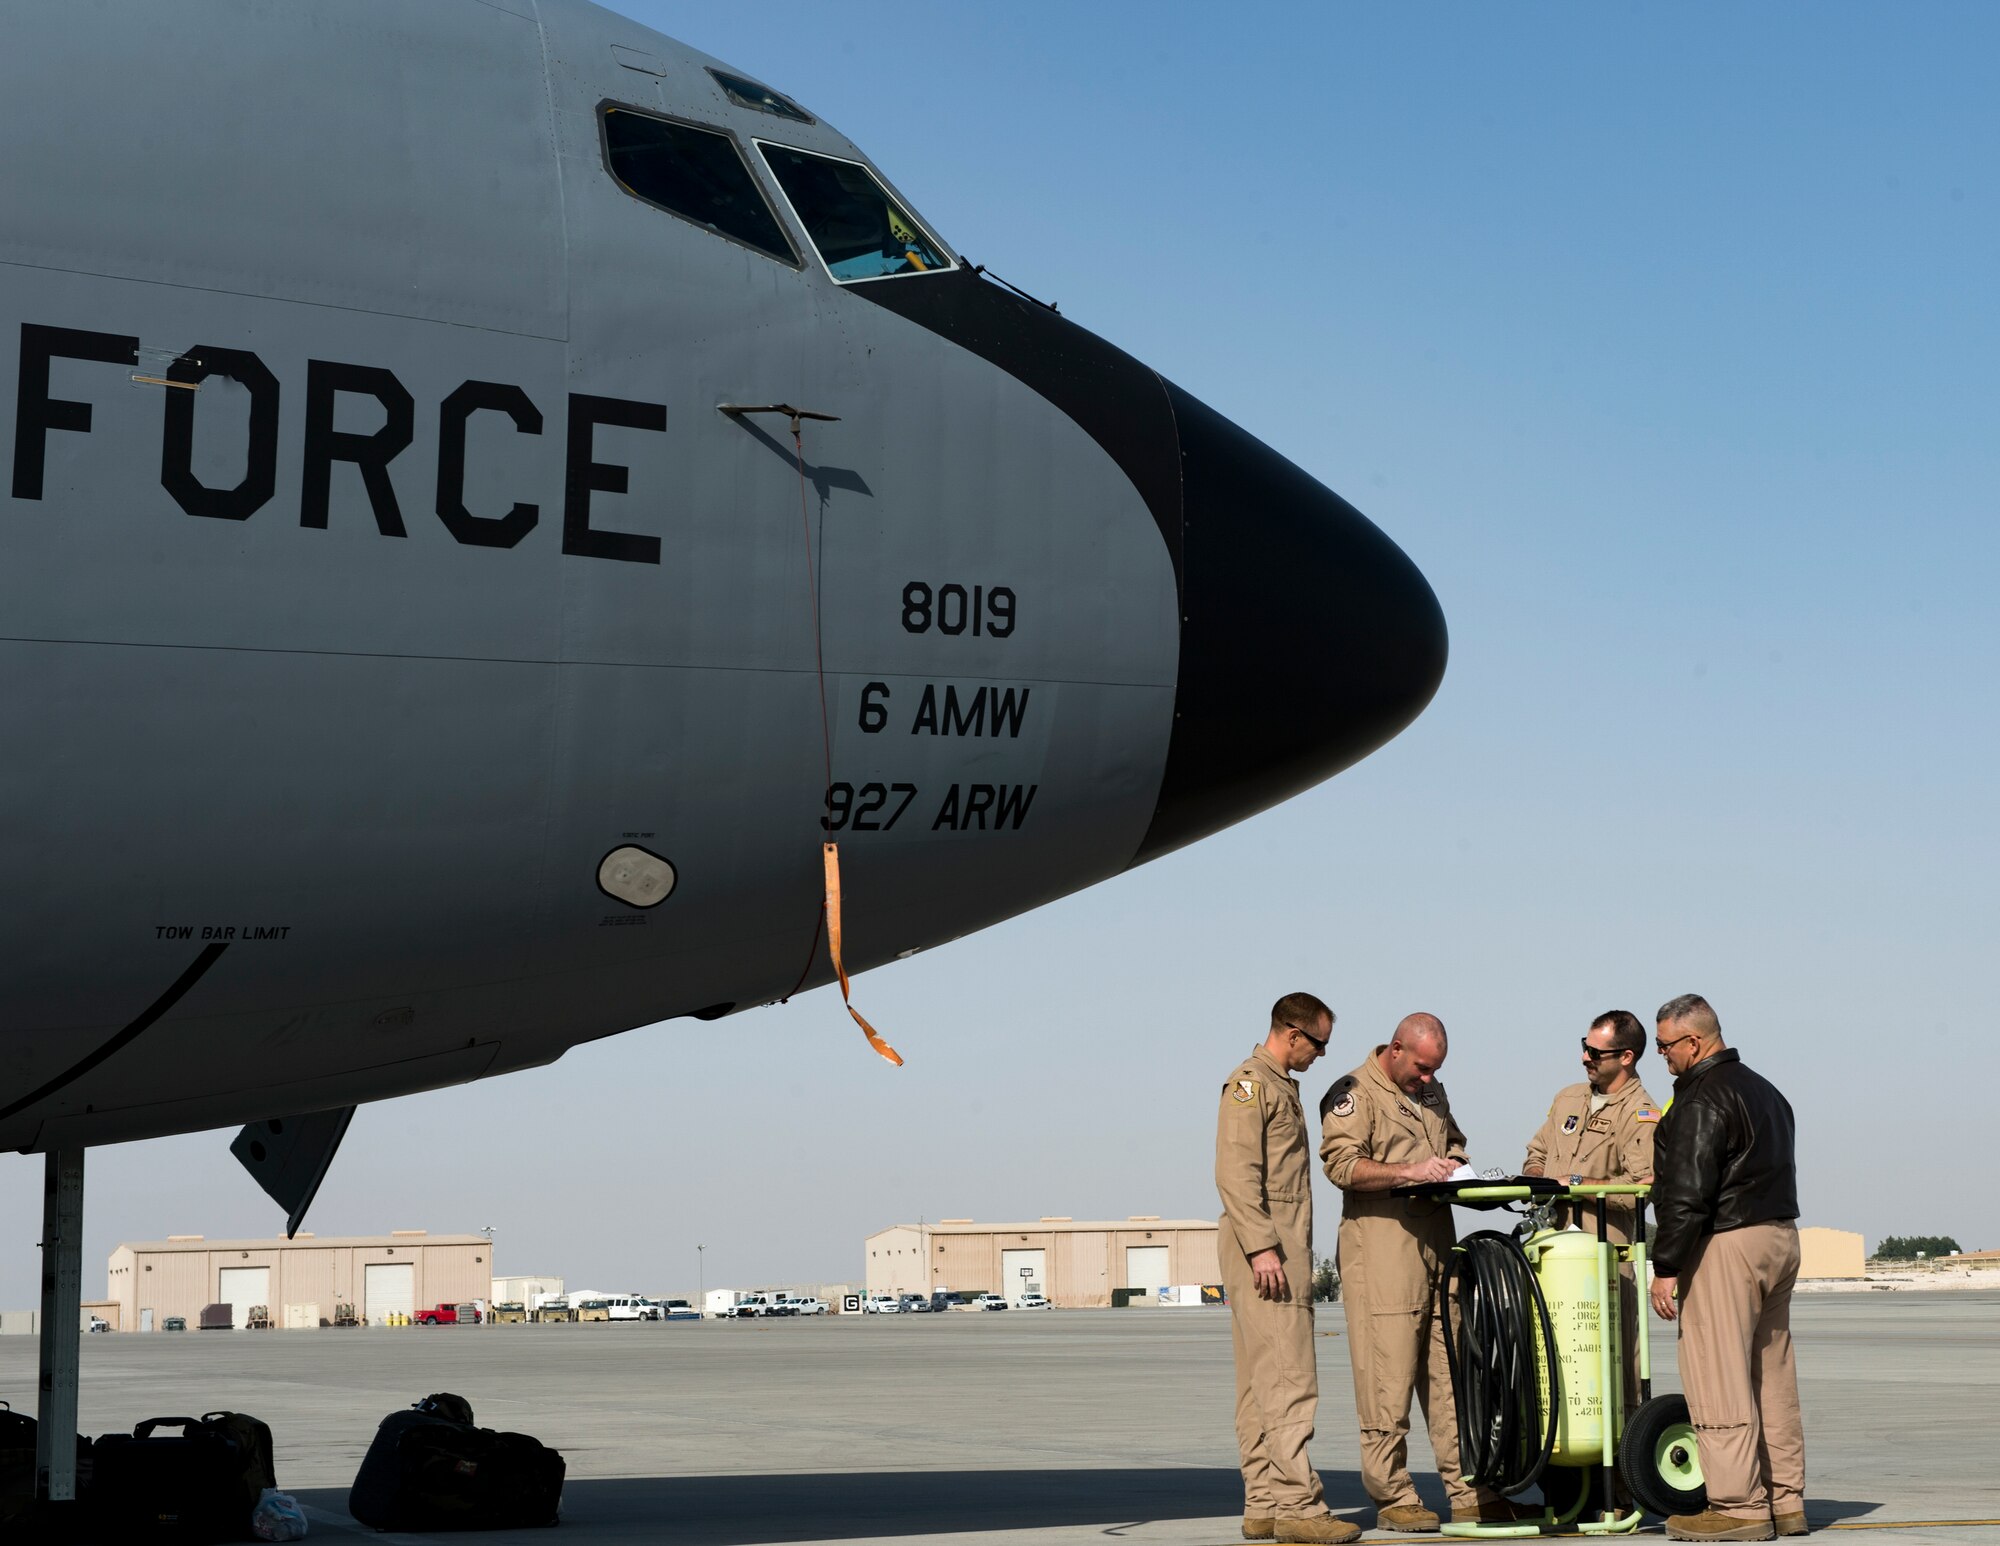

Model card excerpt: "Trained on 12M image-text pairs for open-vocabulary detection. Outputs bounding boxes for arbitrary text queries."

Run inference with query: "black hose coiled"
[1438,1230,1561,1497]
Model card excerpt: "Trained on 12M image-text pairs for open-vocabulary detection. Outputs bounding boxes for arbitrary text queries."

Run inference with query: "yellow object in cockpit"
[887,208,930,270]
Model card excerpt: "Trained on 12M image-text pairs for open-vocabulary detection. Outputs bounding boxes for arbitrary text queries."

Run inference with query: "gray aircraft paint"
[0,0,1440,1153]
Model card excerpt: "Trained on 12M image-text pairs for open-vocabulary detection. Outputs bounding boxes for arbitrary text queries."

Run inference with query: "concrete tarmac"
[4,1292,1997,1545]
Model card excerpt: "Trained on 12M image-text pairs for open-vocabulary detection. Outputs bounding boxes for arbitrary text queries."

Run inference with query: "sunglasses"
[1286,1022,1329,1052]
[1580,1040,1625,1061]
[1655,1031,1700,1056]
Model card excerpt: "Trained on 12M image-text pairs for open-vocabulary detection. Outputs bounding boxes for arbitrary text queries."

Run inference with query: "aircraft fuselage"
[0,0,1445,1151]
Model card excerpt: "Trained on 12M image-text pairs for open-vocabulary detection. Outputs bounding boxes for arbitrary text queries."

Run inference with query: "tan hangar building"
[106,1231,492,1330]
[1797,1227,1866,1280]
[866,1217,1219,1306]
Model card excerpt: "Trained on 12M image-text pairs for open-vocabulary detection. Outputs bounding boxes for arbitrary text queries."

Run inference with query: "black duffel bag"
[1,1400,94,1527]
[89,1413,265,1541]
[0,1400,38,1526]
[348,1392,564,1531]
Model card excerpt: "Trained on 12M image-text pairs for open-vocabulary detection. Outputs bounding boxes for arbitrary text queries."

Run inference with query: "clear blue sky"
[5,3,1997,1306]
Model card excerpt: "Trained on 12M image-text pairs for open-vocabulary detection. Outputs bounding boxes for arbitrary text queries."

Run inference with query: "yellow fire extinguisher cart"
[1388,1178,1707,1538]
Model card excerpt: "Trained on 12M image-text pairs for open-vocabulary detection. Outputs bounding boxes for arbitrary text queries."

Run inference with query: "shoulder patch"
[1421,1090,1439,1107]
[1231,1079,1259,1105]
[1635,1108,1660,1123]
[1320,1075,1359,1119]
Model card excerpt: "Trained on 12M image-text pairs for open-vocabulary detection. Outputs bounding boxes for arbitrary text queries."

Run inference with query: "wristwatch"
[1568,1173,1583,1186]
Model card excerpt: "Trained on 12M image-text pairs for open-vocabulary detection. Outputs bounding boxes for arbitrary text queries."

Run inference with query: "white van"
[604,1294,661,1322]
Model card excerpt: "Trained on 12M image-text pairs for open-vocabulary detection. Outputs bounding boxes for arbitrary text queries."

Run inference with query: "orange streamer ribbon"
[823,842,903,1066]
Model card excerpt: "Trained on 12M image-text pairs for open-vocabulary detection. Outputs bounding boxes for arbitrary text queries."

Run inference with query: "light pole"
[480,1225,495,1327]
[697,1244,705,1310]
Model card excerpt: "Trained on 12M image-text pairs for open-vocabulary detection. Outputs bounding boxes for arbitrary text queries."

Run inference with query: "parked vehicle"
[972,1294,1008,1311]
[413,1302,481,1326]
[162,1316,187,1332]
[733,1294,796,1318]
[897,1293,931,1314]
[862,1295,901,1314]
[660,1299,701,1321]
[85,1315,109,1333]
[1013,1294,1050,1310]
[778,1295,828,1316]
[603,1295,661,1322]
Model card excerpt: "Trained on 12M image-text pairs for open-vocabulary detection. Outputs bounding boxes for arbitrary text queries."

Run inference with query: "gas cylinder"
[1529,1229,1608,1465]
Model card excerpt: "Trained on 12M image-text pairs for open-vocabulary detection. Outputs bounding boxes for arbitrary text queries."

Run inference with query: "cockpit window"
[601,106,796,264]
[706,68,815,125]
[757,144,951,283]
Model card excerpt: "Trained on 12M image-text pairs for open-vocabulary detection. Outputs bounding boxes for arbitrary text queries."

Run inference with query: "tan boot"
[1775,1515,1809,1538]
[1243,1519,1276,1542]
[1667,1512,1776,1542]
[1276,1516,1364,1545]
[1451,1500,1538,1525]
[1378,1502,1442,1532]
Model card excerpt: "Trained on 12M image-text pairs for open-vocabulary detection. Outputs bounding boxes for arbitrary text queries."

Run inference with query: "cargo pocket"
[1365,1304,1426,1422]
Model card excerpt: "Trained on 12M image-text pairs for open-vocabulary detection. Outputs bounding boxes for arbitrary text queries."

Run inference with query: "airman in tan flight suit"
[1217,993,1361,1546]
[1523,1009,1659,1419]
[1320,1014,1517,1532]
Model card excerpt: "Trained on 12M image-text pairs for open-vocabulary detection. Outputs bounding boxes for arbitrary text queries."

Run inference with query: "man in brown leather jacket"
[1649,994,1805,1543]
[1216,993,1361,1545]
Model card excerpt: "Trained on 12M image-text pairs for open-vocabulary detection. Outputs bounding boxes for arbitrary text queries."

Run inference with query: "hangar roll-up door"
[1125,1246,1170,1293]
[365,1263,415,1325]
[1000,1248,1046,1299]
[217,1266,270,1330]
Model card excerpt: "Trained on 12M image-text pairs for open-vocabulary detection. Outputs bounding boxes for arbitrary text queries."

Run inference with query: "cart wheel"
[1619,1394,1707,1517]
[1532,1463,1590,1523]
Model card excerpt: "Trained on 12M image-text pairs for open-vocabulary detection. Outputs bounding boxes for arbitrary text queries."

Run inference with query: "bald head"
[1380,1013,1448,1096]
[1395,1013,1447,1055]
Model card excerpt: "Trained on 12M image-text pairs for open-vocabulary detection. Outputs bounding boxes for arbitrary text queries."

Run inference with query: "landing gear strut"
[36,1149,84,1508]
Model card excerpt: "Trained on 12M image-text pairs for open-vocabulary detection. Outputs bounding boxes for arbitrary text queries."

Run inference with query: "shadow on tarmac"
[296,1466,1365,1541]
[284,1471,1886,1543]
[1791,1501,1884,1526]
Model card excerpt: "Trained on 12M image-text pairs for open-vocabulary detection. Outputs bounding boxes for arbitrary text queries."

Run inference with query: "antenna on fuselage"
[716,402,841,436]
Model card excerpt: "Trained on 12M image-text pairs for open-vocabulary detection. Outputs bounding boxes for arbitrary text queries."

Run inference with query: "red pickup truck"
[412,1302,481,1325]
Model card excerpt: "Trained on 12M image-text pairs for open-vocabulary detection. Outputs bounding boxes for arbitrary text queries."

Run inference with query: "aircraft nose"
[1133,382,1448,864]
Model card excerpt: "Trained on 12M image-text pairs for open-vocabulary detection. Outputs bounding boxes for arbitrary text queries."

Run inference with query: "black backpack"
[349,1393,564,1531]
[415,1392,474,1425]
[200,1409,277,1493]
